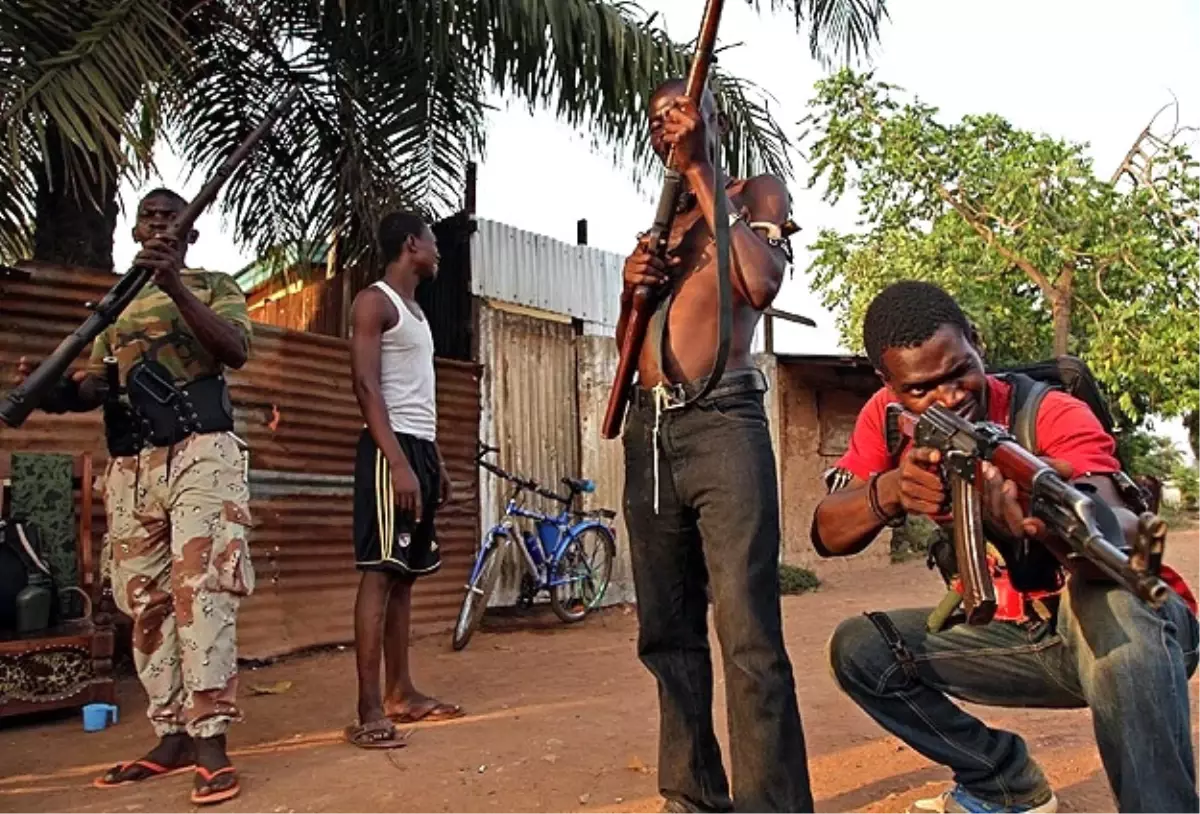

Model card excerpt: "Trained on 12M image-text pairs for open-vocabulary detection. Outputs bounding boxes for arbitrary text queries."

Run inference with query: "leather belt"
[630,368,767,411]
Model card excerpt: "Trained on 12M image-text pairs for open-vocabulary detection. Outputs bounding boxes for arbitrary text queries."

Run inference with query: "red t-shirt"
[836,375,1197,614]
[836,375,1120,481]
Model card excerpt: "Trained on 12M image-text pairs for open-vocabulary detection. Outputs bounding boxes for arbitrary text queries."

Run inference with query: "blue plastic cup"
[82,703,118,732]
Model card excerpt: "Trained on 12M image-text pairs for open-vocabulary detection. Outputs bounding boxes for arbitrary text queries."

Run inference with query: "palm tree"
[0,0,888,272]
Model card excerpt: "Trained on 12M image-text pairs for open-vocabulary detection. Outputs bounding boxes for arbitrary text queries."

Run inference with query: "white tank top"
[370,280,437,441]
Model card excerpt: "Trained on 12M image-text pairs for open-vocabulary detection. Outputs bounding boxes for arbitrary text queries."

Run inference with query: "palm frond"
[748,0,888,65]
[0,0,188,260]
[479,0,792,181]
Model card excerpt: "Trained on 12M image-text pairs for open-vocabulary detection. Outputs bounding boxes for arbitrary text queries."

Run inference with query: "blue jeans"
[623,389,813,812]
[828,576,1199,812]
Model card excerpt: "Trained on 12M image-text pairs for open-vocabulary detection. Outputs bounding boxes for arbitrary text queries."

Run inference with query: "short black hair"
[862,280,972,370]
[378,211,427,261]
[140,187,187,207]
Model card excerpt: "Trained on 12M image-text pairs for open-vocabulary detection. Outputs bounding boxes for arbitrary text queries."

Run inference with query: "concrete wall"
[775,358,892,577]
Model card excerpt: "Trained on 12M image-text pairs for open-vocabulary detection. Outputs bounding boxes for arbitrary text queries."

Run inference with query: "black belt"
[630,368,767,411]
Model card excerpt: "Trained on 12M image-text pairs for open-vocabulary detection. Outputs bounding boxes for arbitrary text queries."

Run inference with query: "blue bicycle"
[452,442,618,651]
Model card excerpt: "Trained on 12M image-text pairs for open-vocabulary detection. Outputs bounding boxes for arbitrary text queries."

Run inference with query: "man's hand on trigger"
[894,447,946,516]
[623,235,678,292]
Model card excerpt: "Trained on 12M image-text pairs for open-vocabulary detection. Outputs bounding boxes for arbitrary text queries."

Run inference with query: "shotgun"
[885,402,1171,616]
[600,0,727,440]
[0,87,300,429]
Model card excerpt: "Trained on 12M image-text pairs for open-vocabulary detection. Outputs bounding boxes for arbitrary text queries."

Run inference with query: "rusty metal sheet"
[476,303,584,604]
[0,263,116,477]
[575,336,634,604]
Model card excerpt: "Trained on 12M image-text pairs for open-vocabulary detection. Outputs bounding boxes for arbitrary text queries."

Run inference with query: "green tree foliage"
[1172,462,1199,511]
[1,0,889,272]
[1120,429,1185,479]
[800,70,1200,425]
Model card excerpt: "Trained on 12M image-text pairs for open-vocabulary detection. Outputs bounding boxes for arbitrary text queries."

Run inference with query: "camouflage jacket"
[87,269,252,386]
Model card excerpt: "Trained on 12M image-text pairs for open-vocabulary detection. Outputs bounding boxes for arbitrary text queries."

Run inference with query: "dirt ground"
[2,528,1196,814]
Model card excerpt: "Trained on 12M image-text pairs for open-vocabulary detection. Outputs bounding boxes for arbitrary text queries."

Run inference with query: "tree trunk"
[1185,410,1199,461]
[1051,270,1074,356]
[31,125,119,271]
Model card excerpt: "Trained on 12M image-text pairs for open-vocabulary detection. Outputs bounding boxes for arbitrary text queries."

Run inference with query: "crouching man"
[813,281,1198,813]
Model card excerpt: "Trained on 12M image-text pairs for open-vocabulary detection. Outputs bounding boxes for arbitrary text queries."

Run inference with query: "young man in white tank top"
[345,212,463,748]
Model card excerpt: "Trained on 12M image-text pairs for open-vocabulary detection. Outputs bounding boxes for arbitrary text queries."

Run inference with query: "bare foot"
[385,691,463,723]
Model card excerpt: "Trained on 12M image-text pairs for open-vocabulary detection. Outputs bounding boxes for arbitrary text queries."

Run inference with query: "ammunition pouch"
[108,360,234,454]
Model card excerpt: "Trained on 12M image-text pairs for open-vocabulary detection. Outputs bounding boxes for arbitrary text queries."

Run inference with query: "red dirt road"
[2,529,1196,813]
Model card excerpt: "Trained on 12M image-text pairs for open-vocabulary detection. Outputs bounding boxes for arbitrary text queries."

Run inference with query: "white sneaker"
[909,786,1058,813]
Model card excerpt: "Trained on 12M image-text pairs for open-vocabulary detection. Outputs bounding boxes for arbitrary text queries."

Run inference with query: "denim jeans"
[828,576,1200,812]
[622,386,813,813]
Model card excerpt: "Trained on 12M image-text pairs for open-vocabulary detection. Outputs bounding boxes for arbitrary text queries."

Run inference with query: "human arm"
[811,391,942,556]
[979,391,1139,570]
[812,448,946,557]
[136,237,250,368]
[661,96,789,310]
[685,169,789,310]
[350,289,422,519]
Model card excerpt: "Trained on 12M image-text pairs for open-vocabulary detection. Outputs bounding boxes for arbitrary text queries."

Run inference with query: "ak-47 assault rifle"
[886,402,1171,625]
[0,88,300,429]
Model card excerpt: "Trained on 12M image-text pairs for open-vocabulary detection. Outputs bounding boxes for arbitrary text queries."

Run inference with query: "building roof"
[233,242,331,292]
[470,218,623,330]
[776,352,873,371]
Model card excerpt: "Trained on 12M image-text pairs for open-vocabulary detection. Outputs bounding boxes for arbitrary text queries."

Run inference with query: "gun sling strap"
[647,143,734,408]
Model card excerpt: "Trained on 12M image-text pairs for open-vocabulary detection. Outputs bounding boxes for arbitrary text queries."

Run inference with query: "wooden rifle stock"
[600,0,727,440]
[0,88,299,429]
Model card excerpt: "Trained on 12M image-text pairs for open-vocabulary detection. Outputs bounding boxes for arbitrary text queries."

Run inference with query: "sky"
[110,0,1200,455]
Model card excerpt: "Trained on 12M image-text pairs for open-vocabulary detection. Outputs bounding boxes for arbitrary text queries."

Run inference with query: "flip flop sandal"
[92,759,194,789]
[344,720,410,750]
[388,702,464,724]
[191,766,240,806]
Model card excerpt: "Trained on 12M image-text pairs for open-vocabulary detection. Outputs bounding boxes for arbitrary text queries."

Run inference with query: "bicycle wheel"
[549,525,616,623]
[452,531,507,650]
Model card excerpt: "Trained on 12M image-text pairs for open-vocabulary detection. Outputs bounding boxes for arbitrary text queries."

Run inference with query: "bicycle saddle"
[562,477,595,494]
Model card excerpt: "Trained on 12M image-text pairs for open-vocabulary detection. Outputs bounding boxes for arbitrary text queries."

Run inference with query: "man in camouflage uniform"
[17,188,253,805]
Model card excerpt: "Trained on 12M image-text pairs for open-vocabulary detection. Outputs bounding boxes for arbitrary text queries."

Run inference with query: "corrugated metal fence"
[0,264,481,660]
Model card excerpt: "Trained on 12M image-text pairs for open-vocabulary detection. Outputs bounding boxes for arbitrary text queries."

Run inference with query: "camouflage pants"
[104,431,254,739]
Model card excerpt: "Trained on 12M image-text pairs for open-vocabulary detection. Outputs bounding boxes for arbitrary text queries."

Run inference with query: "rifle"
[0,88,301,429]
[885,402,1171,622]
[600,0,727,440]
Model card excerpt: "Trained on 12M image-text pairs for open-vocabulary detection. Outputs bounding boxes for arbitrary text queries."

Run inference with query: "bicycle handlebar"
[476,445,571,504]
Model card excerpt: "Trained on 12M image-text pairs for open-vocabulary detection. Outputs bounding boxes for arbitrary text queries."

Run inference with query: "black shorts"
[353,429,441,575]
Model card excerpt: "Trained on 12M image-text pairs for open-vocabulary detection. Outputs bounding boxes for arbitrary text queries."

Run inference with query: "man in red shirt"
[813,281,1198,813]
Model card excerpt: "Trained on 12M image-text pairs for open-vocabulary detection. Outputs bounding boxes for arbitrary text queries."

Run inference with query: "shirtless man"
[616,79,813,813]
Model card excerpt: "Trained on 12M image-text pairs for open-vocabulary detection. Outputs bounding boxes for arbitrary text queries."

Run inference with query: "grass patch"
[779,563,820,595]
[889,515,941,563]
[1160,505,1199,531]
